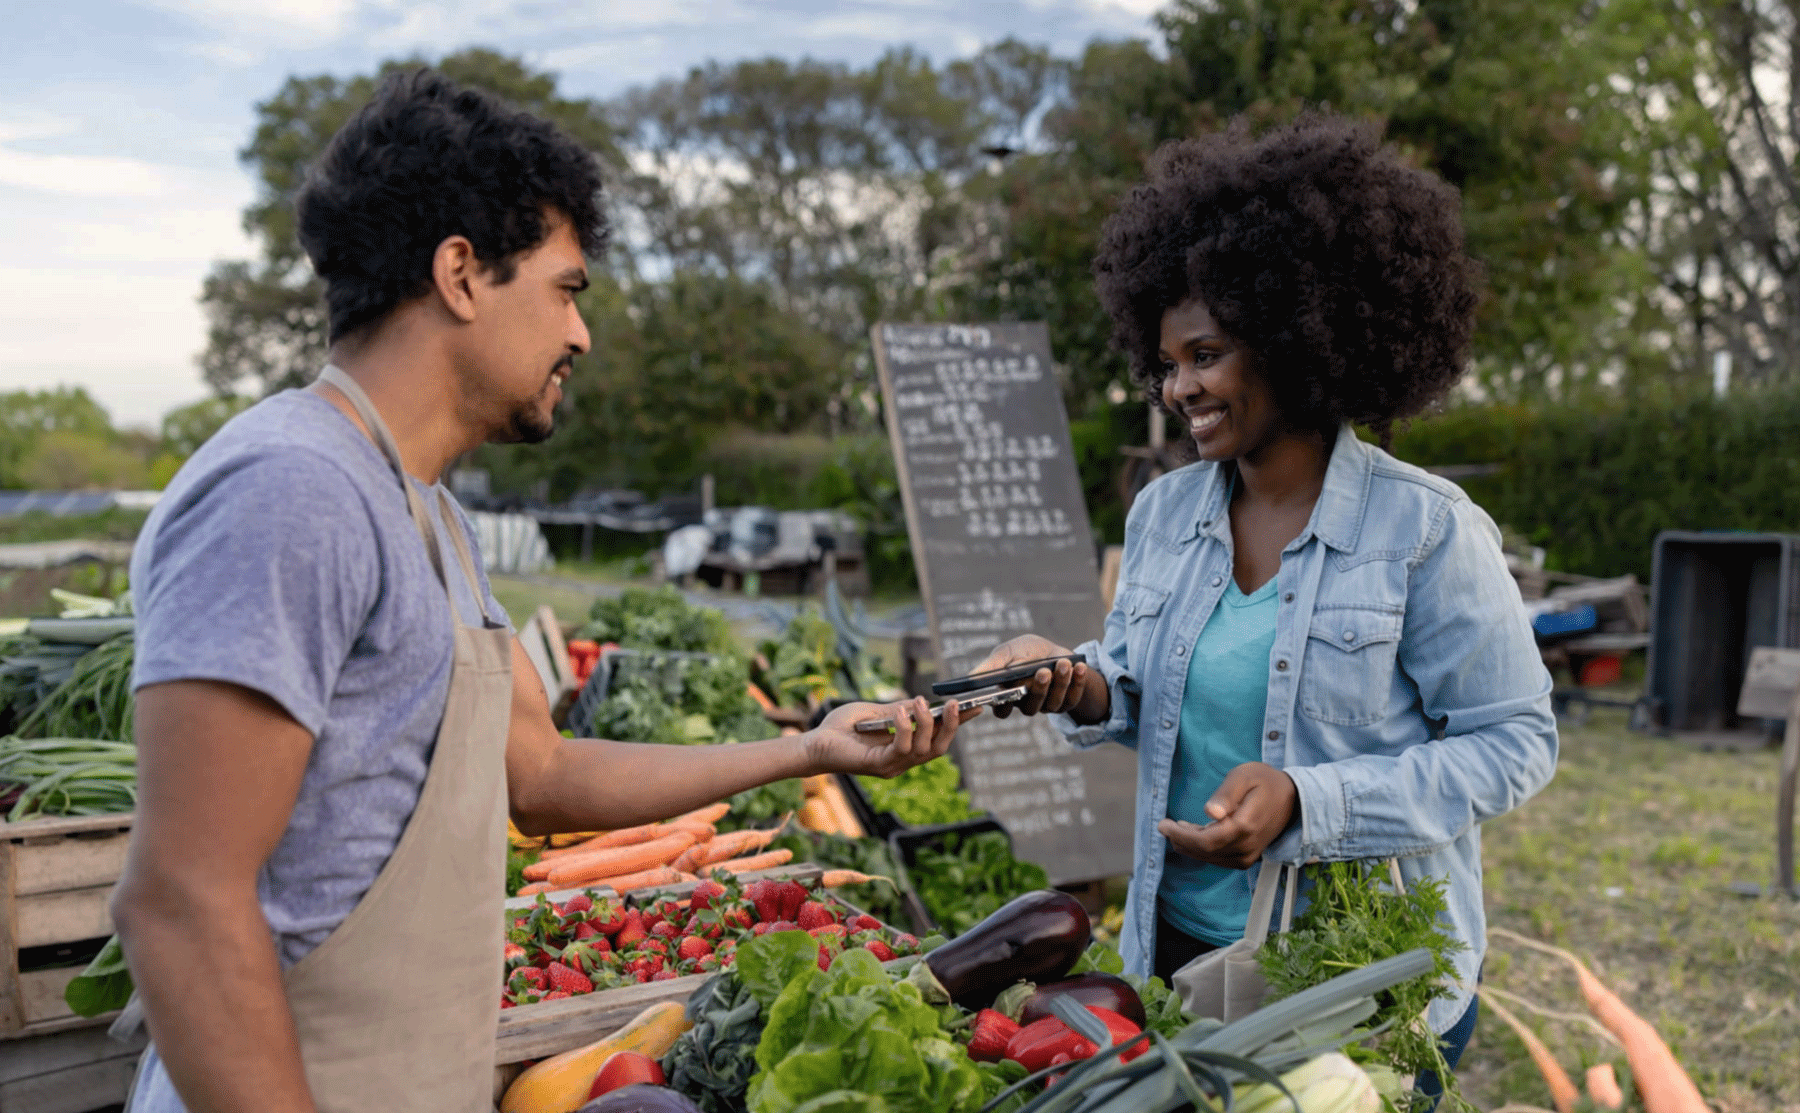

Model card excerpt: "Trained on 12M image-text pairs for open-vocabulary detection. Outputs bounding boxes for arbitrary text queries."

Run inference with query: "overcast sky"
[0,0,1162,431]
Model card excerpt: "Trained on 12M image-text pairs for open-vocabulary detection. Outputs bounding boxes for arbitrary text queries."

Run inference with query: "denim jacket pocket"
[1299,605,1404,726]
[1117,582,1170,673]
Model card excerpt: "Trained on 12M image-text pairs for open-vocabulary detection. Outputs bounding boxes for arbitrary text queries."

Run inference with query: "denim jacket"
[1053,428,1557,1033]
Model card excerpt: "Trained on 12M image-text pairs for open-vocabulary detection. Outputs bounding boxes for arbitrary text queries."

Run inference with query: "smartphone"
[930,654,1088,697]
[853,686,1030,733]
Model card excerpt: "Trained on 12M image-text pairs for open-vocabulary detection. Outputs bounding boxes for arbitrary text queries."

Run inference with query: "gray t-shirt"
[131,389,510,967]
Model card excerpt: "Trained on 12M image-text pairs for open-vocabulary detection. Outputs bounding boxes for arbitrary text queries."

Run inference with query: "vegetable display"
[659,967,765,1113]
[0,735,137,819]
[857,756,976,827]
[905,890,1091,1011]
[908,829,1051,936]
[501,1000,692,1113]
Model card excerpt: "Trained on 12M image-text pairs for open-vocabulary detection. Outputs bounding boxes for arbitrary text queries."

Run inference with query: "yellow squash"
[499,999,692,1113]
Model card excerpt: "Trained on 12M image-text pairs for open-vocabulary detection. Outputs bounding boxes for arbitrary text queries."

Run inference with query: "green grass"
[1463,708,1800,1111]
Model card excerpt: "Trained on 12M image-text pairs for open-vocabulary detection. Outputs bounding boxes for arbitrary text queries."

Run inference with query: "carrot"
[686,827,783,869]
[1492,928,1709,1113]
[1483,996,1580,1113]
[1585,1064,1625,1110]
[816,777,865,838]
[673,802,731,826]
[589,822,679,850]
[703,848,794,877]
[547,830,606,849]
[545,831,699,888]
[819,869,896,889]
[591,865,685,895]
[797,797,837,835]
[516,881,555,896]
[745,682,779,713]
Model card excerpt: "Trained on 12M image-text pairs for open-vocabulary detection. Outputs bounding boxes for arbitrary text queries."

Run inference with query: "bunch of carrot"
[516,802,798,896]
[797,774,864,838]
[1487,927,1710,1113]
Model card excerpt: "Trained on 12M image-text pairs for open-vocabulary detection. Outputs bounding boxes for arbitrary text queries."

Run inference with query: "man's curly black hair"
[297,68,608,344]
[1092,114,1481,432]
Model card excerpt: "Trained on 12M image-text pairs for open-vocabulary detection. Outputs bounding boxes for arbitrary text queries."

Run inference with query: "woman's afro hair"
[1092,113,1481,431]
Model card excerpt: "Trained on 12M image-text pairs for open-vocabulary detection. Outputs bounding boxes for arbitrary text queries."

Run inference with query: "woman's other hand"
[805,696,978,779]
[969,635,1110,723]
[1157,762,1298,869]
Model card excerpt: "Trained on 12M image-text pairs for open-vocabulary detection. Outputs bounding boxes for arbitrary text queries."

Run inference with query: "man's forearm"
[113,878,315,1113]
[512,732,815,836]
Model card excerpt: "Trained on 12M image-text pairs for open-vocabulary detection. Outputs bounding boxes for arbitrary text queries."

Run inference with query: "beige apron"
[131,366,514,1113]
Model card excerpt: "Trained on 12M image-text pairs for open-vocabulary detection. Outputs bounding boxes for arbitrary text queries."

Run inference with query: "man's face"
[457,212,591,445]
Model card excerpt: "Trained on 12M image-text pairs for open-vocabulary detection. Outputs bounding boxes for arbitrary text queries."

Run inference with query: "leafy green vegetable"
[719,778,806,833]
[1256,861,1469,1112]
[908,831,1049,937]
[505,844,536,897]
[746,946,988,1113]
[858,757,976,827]
[737,930,823,1009]
[588,651,769,747]
[65,934,132,1017]
[662,968,767,1113]
[579,585,739,655]
[1068,941,1192,1039]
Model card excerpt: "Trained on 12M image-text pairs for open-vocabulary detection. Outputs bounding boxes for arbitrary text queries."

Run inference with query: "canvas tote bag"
[1171,857,1406,1022]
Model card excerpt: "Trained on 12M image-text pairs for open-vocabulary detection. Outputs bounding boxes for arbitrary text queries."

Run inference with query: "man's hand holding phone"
[966,635,1110,723]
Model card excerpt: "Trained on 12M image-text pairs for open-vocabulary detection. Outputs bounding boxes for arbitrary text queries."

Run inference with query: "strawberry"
[676,935,713,962]
[774,880,808,922]
[545,961,594,996]
[751,921,773,936]
[650,920,680,939]
[614,909,648,948]
[558,941,606,975]
[650,969,679,981]
[503,942,529,969]
[695,955,721,973]
[562,893,594,915]
[764,920,800,935]
[590,898,627,935]
[574,921,603,941]
[891,932,920,955]
[635,937,669,957]
[847,914,883,933]
[795,901,838,931]
[721,905,754,931]
[745,880,783,924]
[808,924,847,943]
[544,989,572,1000]
[689,880,727,912]
[816,945,837,971]
[863,940,897,962]
[500,996,515,1010]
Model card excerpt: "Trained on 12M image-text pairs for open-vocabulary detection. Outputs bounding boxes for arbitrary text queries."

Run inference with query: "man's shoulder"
[159,394,384,518]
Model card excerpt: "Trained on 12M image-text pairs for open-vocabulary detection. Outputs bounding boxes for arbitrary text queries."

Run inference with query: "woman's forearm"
[112,876,315,1113]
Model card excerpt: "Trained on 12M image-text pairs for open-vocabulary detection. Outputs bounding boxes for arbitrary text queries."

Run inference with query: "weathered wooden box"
[0,814,132,1039]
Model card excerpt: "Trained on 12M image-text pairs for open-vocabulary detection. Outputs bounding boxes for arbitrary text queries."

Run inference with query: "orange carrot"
[1493,928,1709,1113]
[589,822,679,850]
[535,831,617,863]
[545,831,699,888]
[819,869,895,889]
[745,682,779,713]
[590,865,685,894]
[703,848,794,877]
[673,802,731,826]
[683,827,780,870]
[1484,996,1580,1113]
[1586,1064,1625,1110]
[515,881,555,896]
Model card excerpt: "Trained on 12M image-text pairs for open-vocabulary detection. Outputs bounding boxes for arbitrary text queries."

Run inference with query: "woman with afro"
[975,114,1557,1085]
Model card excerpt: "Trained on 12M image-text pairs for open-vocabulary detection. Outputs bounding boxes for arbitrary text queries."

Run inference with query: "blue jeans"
[1417,992,1480,1106]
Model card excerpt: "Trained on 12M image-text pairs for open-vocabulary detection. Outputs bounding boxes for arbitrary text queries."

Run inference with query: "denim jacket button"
[1275,659,1289,671]
[1175,644,1187,656]
[1211,575,1223,587]
[1343,630,1357,643]
[1162,719,1174,730]
[1267,730,1280,741]
[1284,592,1295,603]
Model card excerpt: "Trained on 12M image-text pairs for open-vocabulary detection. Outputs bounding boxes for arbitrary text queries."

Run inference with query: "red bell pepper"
[1003,1006,1147,1072]
[967,1009,1022,1063]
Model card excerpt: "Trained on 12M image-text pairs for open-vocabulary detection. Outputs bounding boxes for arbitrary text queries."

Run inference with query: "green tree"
[17,431,147,491]
[0,387,116,489]
[159,395,255,459]
[199,48,622,396]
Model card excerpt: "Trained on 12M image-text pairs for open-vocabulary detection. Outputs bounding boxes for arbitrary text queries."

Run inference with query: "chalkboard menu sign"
[872,322,1136,884]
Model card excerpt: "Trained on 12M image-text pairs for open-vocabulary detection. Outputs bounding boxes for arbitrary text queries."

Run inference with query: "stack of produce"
[909,828,1052,936]
[501,872,927,1007]
[794,773,862,837]
[858,755,977,827]
[751,599,898,712]
[515,804,797,896]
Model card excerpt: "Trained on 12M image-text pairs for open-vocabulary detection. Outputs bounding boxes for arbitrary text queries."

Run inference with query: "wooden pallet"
[0,1019,144,1113]
[0,814,133,1038]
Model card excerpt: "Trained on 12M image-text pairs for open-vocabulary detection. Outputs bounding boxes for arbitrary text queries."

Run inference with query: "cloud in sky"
[0,0,1163,428]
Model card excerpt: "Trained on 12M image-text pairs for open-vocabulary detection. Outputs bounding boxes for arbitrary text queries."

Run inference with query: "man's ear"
[430,235,480,324]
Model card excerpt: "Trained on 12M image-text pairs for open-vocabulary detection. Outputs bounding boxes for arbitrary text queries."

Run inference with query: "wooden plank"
[0,844,19,1035]
[17,969,78,1027]
[0,1021,142,1081]
[1779,685,1800,898]
[0,815,133,843]
[13,832,129,898]
[0,1052,138,1113]
[15,888,112,950]
[1738,646,1800,719]
[495,973,705,1064]
[536,604,574,696]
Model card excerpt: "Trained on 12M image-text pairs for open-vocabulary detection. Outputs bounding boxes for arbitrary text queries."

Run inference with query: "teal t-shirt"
[1157,576,1278,945]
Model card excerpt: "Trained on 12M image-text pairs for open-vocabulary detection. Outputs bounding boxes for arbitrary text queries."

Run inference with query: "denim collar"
[1187,425,1371,554]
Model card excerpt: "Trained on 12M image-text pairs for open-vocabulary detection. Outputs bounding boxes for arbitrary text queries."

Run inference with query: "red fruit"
[774,880,808,922]
[544,989,572,1001]
[690,880,726,912]
[752,921,773,936]
[696,955,721,972]
[722,906,753,931]
[892,932,920,954]
[562,893,594,914]
[745,880,783,924]
[765,920,800,934]
[651,969,679,981]
[503,942,529,969]
[863,940,897,962]
[650,920,680,939]
[545,961,594,995]
[500,997,515,1010]
[590,898,626,935]
[636,937,669,956]
[848,914,883,933]
[585,1050,665,1100]
[614,910,648,948]
[677,936,713,961]
[795,901,837,931]
[509,966,547,993]
[967,1009,1022,1063]
[574,921,603,941]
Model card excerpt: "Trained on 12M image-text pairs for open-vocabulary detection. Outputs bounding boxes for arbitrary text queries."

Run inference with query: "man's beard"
[505,399,556,444]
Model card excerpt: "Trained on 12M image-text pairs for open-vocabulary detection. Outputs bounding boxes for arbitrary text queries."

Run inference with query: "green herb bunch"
[578,585,739,655]
[1255,861,1469,1112]
[859,757,977,827]
[911,831,1050,937]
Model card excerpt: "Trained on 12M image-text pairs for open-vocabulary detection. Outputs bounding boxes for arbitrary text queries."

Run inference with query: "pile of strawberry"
[502,875,925,1008]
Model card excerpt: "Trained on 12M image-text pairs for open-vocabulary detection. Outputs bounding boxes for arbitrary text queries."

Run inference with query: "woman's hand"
[968,635,1110,723]
[803,696,979,779]
[1158,762,1299,869]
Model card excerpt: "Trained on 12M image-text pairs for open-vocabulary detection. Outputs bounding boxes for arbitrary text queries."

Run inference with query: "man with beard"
[111,69,968,1113]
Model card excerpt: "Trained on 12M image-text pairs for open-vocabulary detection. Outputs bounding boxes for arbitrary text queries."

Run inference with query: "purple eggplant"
[1013,972,1146,1030]
[577,1085,702,1113]
[905,890,1090,1010]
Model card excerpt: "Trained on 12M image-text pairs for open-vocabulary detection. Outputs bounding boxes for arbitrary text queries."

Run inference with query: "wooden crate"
[0,1021,144,1113]
[0,814,133,1038]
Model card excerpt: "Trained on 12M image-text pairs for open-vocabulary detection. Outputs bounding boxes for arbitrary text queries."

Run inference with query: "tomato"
[585,1050,666,1100]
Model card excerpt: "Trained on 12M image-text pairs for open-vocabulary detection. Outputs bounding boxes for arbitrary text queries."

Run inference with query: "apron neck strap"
[317,365,483,598]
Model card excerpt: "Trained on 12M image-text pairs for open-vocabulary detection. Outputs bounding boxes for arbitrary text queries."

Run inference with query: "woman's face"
[1158,296,1285,463]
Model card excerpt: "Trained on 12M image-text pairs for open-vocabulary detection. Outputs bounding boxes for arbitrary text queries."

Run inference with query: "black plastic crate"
[887,817,1011,936]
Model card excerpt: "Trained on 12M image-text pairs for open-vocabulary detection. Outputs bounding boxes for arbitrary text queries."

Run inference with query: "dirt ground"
[1459,707,1800,1111]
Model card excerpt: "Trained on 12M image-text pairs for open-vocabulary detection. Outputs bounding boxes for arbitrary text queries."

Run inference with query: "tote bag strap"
[1241,860,1297,949]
